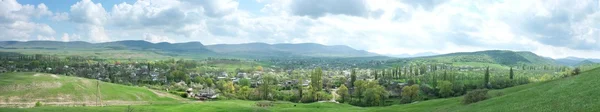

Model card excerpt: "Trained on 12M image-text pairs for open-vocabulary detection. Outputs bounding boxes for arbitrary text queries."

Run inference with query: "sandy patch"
[50,74,59,79]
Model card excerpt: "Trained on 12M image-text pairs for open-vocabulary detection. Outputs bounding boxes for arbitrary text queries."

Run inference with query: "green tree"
[438,81,454,98]
[509,67,514,80]
[350,69,357,88]
[484,66,490,88]
[310,67,323,101]
[205,78,214,87]
[260,74,276,100]
[362,81,388,106]
[239,78,251,87]
[572,67,581,76]
[337,84,350,103]
[237,86,252,100]
[400,85,420,104]
[353,80,367,101]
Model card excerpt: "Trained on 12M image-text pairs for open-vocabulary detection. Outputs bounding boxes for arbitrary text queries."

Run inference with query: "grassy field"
[2,67,599,111]
[0,72,182,107]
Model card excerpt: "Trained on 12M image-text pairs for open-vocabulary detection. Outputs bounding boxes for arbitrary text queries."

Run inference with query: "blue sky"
[1,0,600,58]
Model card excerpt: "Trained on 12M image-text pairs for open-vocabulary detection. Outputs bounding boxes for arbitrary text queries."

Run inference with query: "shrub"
[572,68,581,76]
[35,101,42,107]
[463,89,489,104]
[438,81,454,98]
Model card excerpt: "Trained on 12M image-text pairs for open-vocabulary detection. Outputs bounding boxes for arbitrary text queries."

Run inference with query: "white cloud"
[61,33,81,42]
[69,0,110,43]
[36,35,55,41]
[51,12,69,21]
[143,33,174,43]
[70,0,107,25]
[88,25,109,42]
[0,0,54,41]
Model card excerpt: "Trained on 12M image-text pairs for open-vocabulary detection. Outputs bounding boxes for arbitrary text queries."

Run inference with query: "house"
[195,88,218,100]
[217,72,228,80]
[237,72,248,78]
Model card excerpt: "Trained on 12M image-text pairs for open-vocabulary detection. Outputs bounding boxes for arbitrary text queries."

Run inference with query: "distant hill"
[555,57,600,66]
[0,40,381,59]
[103,40,213,53]
[206,42,380,58]
[575,60,597,66]
[413,50,557,66]
[388,52,439,58]
[0,40,213,54]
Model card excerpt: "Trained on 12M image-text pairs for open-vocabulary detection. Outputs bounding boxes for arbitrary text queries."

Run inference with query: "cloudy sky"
[1,0,600,58]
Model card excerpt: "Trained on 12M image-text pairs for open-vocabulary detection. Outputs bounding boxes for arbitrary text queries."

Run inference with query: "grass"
[0,72,181,107]
[2,67,600,111]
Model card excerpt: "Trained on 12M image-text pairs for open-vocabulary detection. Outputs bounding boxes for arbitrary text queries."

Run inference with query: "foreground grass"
[2,67,600,111]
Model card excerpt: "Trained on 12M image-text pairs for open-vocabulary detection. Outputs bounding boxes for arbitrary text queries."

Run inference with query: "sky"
[1,0,600,59]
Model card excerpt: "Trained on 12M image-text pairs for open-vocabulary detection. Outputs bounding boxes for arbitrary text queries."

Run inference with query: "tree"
[239,78,251,87]
[373,70,378,80]
[297,77,304,102]
[260,74,276,100]
[484,66,490,88]
[350,69,357,88]
[572,68,581,76]
[337,84,350,103]
[205,78,214,87]
[509,67,514,80]
[438,81,454,98]
[362,81,388,106]
[170,70,188,83]
[400,85,419,104]
[352,80,367,104]
[310,67,323,101]
[237,86,252,100]
[256,66,263,71]
[225,81,235,94]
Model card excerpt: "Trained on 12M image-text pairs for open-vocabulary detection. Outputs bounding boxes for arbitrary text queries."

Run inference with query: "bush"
[316,91,332,101]
[35,101,42,107]
[463,89,489,104]
[170,91,188,98]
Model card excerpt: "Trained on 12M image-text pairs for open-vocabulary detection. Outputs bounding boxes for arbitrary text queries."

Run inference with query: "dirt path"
[330,89,339,103]
[147,88,190,101]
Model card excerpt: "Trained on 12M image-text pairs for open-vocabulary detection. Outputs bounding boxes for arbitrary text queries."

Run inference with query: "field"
[0,72,183,107]
[1,67,598,112]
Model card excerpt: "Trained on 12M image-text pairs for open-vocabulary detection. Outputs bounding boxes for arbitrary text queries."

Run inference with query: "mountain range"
[555,57,600,66]
[0,40,598,66]
[0,40,379,58]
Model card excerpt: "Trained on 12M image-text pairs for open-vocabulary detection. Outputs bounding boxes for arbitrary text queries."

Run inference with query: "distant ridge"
[412,50,557,66]
[0,40,382,58]
[206,42,380,58]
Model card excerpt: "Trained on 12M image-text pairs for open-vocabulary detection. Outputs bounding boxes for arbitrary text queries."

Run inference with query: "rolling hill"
[206,42,380,58]
[411,50,557,66]
[555,57,600,66]
[0,72,183,107]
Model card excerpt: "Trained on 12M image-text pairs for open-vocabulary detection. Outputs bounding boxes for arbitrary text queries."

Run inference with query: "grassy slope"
[3,67,600,111]
[0,72,179,106]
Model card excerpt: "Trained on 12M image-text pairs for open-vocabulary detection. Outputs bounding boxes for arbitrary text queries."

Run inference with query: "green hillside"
[0,72,182,107]
[4,67,599,111]
[410,50,557,66]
